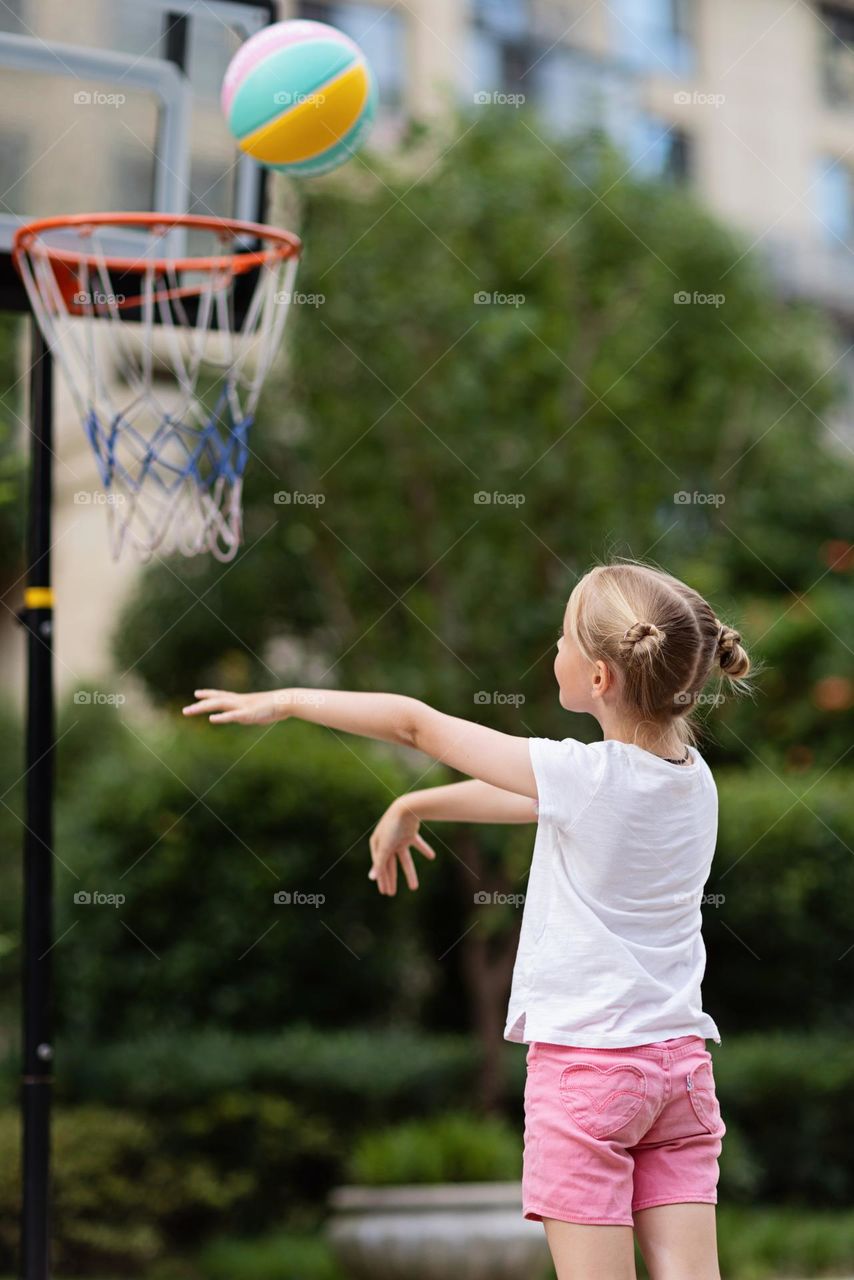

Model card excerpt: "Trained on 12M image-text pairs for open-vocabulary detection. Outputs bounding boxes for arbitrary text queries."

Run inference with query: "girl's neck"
[596,710,686,761]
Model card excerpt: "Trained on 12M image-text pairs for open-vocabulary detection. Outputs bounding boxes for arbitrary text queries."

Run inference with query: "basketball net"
[14,213,301,561]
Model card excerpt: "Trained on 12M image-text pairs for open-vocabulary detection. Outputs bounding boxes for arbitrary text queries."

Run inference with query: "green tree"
[113,109,854,1103]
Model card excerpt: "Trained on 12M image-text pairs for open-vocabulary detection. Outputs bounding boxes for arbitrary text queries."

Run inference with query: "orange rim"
[11,211,302,277]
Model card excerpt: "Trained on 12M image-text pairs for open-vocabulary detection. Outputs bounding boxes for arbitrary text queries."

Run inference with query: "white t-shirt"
[504,736,722,1048]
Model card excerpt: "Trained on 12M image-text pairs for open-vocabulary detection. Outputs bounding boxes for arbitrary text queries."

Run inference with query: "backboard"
[0,0,276,311]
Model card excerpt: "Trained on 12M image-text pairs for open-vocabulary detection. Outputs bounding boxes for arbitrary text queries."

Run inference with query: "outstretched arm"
[183,687,537,800]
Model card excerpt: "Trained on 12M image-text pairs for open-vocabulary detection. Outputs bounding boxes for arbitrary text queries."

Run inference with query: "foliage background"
[0,109,853,1276]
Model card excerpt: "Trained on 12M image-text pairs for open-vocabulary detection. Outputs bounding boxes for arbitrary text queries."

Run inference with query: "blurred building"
[1,0,853,696]
[306,0,854,313]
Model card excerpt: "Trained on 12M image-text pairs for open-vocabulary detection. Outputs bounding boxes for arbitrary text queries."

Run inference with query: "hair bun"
[715,620,750,678]
[619,620,664,660]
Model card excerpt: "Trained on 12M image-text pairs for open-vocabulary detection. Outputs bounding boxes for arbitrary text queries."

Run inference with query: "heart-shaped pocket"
[559,1061,647,1140]
[686,1060,724,1135]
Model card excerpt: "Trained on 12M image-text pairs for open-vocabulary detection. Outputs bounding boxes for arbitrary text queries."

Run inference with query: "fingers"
[399,847,419,891]
[209,711,243,723]
[369,836,434,896]
[183,691,242,720]
[378,854,397,896]
[380,852,396,896]
[183,698,232,716]
[413,834,437,861]
[368,840,392,896]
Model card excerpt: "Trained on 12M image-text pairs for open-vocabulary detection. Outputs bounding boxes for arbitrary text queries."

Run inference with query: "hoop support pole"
[19,320,54,1280]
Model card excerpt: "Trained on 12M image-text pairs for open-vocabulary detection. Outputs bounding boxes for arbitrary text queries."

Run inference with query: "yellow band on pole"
[24,587,54,609]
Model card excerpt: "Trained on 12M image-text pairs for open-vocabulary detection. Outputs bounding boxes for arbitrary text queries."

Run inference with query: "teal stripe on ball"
[269,79,377,177]
[229,38,358,140]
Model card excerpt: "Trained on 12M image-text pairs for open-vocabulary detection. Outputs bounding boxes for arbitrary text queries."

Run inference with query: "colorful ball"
[221,19,377,178]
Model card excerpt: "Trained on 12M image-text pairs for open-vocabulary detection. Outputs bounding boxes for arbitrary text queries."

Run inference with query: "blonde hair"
[566,559,751,747]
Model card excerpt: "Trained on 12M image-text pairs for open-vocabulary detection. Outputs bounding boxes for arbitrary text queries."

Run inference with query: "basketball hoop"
[13,212,302,561]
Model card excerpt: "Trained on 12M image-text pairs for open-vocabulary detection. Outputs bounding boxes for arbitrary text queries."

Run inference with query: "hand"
[369,798,436,896]
[182,689,289,726]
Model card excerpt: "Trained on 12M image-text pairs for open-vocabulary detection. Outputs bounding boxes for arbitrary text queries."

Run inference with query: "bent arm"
[399,780,538,825]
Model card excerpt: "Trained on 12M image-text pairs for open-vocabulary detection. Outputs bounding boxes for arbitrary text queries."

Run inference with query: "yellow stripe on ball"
[239,62,370,165]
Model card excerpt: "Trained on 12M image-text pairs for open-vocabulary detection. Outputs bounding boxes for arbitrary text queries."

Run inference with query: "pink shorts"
[522,1035,726,1227]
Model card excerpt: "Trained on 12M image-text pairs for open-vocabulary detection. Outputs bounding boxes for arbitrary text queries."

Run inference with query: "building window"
[526,45,689,180]
[472,0,529,41]
[0,132,28,213]
[0,0,27,36]
[813,155,854,241]
[299,2,407,111]
[629,115,690,181]
[820,4,854,108]
[465,0,537,98]
[830,333,854,446]
[609,0,694,76]
[532,46,636,137]
[109,4,165,60]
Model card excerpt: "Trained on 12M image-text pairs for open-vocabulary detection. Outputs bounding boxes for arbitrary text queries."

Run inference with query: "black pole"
[20,321,54,1280]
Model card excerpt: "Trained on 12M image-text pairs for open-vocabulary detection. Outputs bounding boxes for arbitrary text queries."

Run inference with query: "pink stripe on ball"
[221,19,365,116]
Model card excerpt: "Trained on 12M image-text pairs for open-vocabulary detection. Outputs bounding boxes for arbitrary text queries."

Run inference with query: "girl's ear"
[590,659,614,700]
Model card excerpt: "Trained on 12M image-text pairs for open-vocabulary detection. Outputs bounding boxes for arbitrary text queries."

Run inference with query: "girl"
[183,559,749,1280]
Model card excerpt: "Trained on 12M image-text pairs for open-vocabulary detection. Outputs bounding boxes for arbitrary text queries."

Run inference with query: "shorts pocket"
[559,1062,647,1140]
[686,1060,724,1135]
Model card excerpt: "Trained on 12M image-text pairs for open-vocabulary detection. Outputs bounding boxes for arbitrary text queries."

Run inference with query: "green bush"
[715,1204,854,1280]
[711,1032,854,1207]
[54,1026,478,1124]
[0,1106,249,1276]
[347,1112,522,1185]
[704,768,854,1032]
[198,1231,344,1280]
[52,717,430,1041]
[51,698,854,1048]
[172,1090,336,1233]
